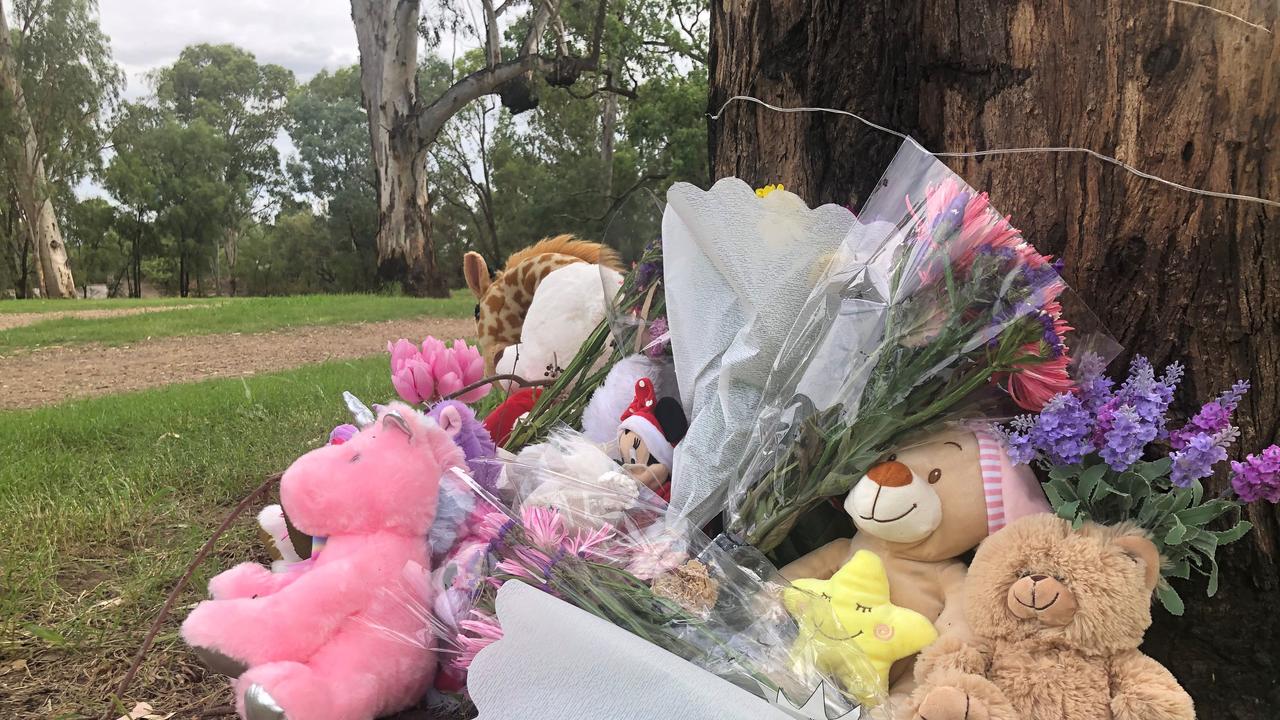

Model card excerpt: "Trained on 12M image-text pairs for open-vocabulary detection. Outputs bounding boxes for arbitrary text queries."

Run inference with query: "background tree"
[152,44,293,295]
[286,66,380,291]
[708,2,1279,715]
[348,0,651,296]
[0,0,121,297]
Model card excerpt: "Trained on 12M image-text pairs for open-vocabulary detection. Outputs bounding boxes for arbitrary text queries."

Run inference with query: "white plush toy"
[495,262,624,388]
[256,504,303,572]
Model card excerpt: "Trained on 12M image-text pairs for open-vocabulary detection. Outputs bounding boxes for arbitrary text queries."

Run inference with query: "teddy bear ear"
[1113,533,1161,593]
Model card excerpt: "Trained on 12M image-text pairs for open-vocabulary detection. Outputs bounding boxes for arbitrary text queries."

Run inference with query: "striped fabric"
[974,428,1008,535]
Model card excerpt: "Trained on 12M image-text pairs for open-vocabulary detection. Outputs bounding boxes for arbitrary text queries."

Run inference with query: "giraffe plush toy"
[464,235,623,375]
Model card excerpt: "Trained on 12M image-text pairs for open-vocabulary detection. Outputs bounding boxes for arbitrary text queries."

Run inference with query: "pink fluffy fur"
[181,402,464,720]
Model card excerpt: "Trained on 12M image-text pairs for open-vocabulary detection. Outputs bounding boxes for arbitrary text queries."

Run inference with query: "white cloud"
[98,0,360,99]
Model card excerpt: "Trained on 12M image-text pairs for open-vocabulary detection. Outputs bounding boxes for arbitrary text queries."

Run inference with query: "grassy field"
[0,292,485,718]
[0,291,473,353]
[0,296,223,314]
[0,356,398,718]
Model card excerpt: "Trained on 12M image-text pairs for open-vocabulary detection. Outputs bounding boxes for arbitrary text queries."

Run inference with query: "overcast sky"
[98,0,361,100]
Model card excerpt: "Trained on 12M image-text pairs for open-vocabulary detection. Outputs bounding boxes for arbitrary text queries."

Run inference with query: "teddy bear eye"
[349,453,362,463]
[928,468,942,484]
[855,603,872,613]
[886,453,897,462]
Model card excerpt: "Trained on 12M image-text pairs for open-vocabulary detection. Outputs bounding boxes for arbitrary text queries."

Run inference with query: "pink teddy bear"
[182,402,464,720]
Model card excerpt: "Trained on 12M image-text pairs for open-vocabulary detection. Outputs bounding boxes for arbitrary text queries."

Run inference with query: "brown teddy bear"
[906,514,1195,720]
[781,427,1050,705]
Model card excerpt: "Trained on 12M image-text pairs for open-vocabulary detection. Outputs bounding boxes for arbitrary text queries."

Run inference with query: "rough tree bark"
[709,1,1278,717]
[0,0,76,298]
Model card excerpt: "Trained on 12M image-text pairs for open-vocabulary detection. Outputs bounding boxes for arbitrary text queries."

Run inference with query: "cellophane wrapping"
[360,429,886,716]
[723,140,1087,552]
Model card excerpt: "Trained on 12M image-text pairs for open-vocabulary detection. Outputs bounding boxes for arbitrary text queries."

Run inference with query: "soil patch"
[0,317,474,409]
[0,303,206,331]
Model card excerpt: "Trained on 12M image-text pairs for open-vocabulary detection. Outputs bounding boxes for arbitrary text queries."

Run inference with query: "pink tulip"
[386,336,492,405]
[388,339,435,404]
[450,339,490,403]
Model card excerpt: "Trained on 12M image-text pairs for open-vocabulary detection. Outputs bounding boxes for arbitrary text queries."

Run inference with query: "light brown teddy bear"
[781,427,1049,705]
[906,514,1195,720]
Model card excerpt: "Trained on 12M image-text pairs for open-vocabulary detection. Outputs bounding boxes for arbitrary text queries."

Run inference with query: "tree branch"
[418,54,596,142]
[520,0,557,58]
[480,0,502,68]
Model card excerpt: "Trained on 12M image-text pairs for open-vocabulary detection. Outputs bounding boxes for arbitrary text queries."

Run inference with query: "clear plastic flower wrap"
[361,428,890,716]
[721,140,1112,553]
[660,178,860,524]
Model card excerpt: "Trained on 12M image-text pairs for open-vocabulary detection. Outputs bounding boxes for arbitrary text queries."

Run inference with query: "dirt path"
[0,317,475,409]
[0,304,206,331]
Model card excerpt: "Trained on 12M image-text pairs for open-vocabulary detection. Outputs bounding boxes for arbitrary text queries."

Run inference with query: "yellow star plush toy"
[783,550,937,704]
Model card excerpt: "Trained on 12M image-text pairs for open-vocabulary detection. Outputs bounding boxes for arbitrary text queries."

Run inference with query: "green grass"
[0,296,223,314]
[0,355,399,717]
[0,292,474,353]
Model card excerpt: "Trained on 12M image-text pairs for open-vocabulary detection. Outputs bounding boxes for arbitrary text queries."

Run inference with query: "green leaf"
[1056,501,1080,522]
[1092,479,1127,501]
[1212,521,1254,545]
[1048,464,1080,482]
[1077,463,1108,502]
[22,623,67,647]
[1206,555,1220,597]
[1170,487,1196,514]
[1138,457,1173,481]
[1166,558,1192,580]
[1175,500,1237,527]
[1156,584,1185,616]
[1164,519,1188,545]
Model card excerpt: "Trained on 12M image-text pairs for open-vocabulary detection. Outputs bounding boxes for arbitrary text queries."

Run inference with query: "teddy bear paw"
[244,684,288,720]
[916,686,989,720]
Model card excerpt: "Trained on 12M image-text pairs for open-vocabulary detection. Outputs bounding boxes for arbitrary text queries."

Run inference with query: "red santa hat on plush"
[618,378,678,467]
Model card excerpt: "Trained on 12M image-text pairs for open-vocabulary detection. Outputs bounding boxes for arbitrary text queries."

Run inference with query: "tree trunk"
[223,226,239,297]
[350,0,447,298]
[600,86,618,205]
[709,2,1279,717]
[0,1,76,298]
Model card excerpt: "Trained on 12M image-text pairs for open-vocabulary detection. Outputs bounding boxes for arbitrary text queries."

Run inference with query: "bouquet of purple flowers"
[998,353,1280,614]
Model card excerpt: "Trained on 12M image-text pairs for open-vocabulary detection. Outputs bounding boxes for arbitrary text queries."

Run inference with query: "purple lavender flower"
[1093,356,1182,456]
[645,316,671,358]
[1170,380,1249,450]
[1074,352,1114,414]
[996,415,1039,465]
[1029,394,1094,465]
[1100,405,1156,471]
[1169,427,1237,487]
[634,239,663,290]
[1231,445,1280,503]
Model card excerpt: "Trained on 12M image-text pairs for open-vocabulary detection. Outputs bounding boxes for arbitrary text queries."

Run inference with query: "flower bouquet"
[998,353,1280,614]
[364,430,882,717]
[721,142,1084,552]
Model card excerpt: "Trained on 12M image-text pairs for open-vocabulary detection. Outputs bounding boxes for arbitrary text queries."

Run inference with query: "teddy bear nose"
[867,461,913,488]
[1030,574,1048,582]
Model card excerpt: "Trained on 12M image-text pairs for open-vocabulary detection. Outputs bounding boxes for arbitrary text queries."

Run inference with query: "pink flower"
[454,611,503,670]
[519,506,567,550]
[451,339,490,403]
[566,525,616,557]
[386,336,491,405]
[388,339,435,404]
[1001,353,1074,412]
